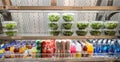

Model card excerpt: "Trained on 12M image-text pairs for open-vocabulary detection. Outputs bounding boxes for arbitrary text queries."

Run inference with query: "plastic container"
[2,21,17,30]
[90,21,103,29]
[4,30,18,36]
[62,22,73,30]
[62,30,74,36]
[48,22,59,30]
[49,30,60,36]
[48,13,60,22]
[76,30,87,36]
[62,13,74,22]
[104,29,116,36]
[90,30,102,36]
[104,21,118,29]
[76,21,89,30]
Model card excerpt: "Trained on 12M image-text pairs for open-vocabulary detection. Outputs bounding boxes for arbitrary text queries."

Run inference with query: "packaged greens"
[5,30,17,36]
[104,21,118,29]
[49,23,58,30]
[91,21,103,29]
[104,30,116,36]
[50,30,60,36]
[63,30,74,36]
[62,23,72,30]
[4,23,16,30]
[48,13,60,22]
[76,30,87,36]
[63,13,74,22]
[90,30,102,36]
[77,22,89,29]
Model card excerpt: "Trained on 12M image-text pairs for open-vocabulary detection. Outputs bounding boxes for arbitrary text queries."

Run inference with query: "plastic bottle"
[36,40,42,58]
[79,40,89,57]
[31,40,37,58]
[114,39,120,57]
[0,43,5,58]
[107,39,113,56]
[14,44,20,58]
[92,39,97,56]
[70,40,76,57]
[4,43,11,58]
[75,40,82,58]
[65,40,71,57]
[97,39,103,56]
[24,42,33,58]
[101,39,108,56]
[85,40,94,56]
[10,41,15,58]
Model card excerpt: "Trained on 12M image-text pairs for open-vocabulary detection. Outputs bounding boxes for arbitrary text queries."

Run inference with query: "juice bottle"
[70,41,76,57]
[31,41,37,58]
[85,40,94,56]
[55,40,61,58]
[65,40,71,57]
[75,40,82,58]
[79,40,88,57]
[10,41,15,58]
[19,41,26,58]
[0,43,5,58]
[101,39,108,56]
[24,43,32,58]
[36,40,42,58]
[4,43,11,58]
[42,40,47,58]
[14,44,20,58]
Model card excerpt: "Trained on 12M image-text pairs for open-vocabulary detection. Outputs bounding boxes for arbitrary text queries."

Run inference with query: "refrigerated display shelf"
[6,6,120,10]
[0,36,117,40]
[0,57,118,62]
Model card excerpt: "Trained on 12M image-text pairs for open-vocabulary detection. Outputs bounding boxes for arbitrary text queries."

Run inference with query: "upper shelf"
[5,6,120,10]
[1,0,120,11]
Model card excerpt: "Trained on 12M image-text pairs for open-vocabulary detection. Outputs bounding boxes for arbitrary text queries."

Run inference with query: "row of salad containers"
[49,29,120,36]
[48,13,120,36]
[48,21,119,30]
[1,13,120,36]
[1,21,120,36]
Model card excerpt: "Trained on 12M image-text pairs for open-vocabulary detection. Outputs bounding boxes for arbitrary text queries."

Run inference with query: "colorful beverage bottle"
[14,45,20,58]
[10,41,15,58]
[85,41,94,56]
[70,41,76,57]
[96,39,103,56]
[24,43,33,58]
[4,43,11,58]
[65,40,71,57]
[109,40,116,57]
[31,41,37,58]
[0,43,5,58]
[36,40,42,58]
[101,39,108,56]
[75,40,82,58]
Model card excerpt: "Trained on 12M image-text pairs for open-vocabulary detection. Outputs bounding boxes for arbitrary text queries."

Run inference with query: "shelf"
[2,57,117,62]
[6,6,120,10]
[0,36,117,40]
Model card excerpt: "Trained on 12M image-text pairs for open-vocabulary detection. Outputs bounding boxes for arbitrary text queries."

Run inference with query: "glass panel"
[10,0,51,6]
[57,0,120,6]
[7,10,120,36]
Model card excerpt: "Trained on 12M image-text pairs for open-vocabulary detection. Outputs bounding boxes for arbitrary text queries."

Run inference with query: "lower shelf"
[1,57,120,62]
